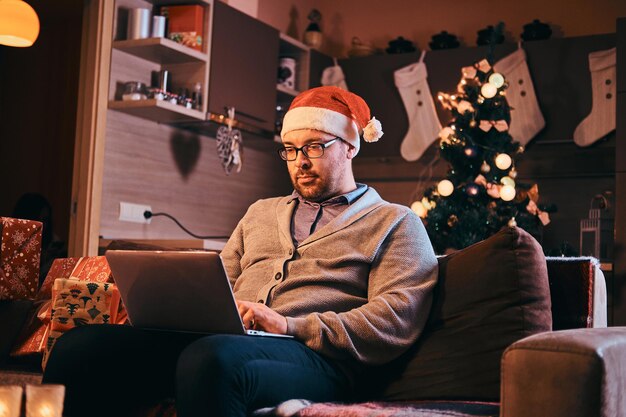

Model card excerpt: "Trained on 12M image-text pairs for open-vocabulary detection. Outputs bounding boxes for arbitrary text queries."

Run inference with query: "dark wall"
[0,0,83,242]
[340,35,616,257]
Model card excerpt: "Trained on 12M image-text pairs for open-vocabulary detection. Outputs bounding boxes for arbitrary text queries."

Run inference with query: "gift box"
[0,217,42,300]
[162,5,204,51]
[11,256,126,358]
[42,278,121,368]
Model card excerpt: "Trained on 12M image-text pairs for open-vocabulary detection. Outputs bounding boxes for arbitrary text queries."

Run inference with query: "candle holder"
[25,385,65,417]
[0,386,22,417]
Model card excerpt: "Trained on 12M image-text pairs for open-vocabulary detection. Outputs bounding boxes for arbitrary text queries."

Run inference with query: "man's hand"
[236,300,288,335]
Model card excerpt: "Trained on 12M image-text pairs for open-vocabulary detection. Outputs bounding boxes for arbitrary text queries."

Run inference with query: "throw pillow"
[379,226,552,401]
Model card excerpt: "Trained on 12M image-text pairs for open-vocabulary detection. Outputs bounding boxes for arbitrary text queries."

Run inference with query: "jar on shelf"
[122,81,148,101]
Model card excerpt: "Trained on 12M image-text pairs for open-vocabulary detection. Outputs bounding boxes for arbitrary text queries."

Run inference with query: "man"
[44,86,437,417]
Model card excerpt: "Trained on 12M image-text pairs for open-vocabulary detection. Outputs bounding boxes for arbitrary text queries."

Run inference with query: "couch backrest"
[379,226,553,402]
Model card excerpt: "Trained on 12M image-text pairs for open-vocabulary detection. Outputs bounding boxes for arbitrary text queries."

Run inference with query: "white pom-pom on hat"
[363,117,383,142]
[281,86,382,154]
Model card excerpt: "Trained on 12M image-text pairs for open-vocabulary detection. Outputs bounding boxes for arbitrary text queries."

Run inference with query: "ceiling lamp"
[0,0,40,47]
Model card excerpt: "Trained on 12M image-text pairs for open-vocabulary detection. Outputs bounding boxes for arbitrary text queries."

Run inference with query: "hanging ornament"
[447,214,459,227]
[509,167,518,179]
[469,119,477,128]
[508,217,517,227]
[500,184,516,201]
[411,201,428,218]
[480,161,491,173]
[465,183,480,196]
[437,179,454,196]
[495,153,512,170]
[480,82,497,98]
[216,107,243,175]
[500,176,515,187]
[488,72,505,88]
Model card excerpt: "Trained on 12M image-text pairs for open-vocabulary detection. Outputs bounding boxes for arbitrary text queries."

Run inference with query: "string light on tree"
[481,82,497,98]
[411,201,428,218]
[480,161,491,173]
[500,176,515,187]
[500,184,516,201]
[488,72,505,88]
[437,179,455,196]
[495,153,512,170]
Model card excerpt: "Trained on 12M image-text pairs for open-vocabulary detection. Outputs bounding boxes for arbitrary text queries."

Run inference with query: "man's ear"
[346,144,358,159]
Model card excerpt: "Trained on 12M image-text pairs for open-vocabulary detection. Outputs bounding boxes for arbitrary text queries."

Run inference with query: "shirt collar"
[288,183,368,206]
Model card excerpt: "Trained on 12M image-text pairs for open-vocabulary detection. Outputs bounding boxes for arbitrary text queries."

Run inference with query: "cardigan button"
[288,249,293,256]
[275,272,282,280]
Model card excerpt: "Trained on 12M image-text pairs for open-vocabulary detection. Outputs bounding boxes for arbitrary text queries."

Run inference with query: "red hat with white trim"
[280,86,383,154]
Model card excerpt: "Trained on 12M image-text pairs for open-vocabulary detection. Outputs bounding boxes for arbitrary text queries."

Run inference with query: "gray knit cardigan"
[221,187,438,366]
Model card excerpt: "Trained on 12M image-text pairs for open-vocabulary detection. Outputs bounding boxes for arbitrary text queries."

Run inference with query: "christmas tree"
[412,54,552,253]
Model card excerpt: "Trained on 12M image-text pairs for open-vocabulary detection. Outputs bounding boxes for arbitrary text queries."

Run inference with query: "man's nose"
[294,150,311,167]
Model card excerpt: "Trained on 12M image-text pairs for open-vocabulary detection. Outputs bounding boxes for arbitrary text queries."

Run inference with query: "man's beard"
[291,170,332,202]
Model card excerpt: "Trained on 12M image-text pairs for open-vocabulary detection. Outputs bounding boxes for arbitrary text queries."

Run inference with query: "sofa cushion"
[379,226,552,401]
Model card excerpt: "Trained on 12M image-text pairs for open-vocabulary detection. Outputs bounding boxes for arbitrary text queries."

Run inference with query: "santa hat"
[280,86,383,154]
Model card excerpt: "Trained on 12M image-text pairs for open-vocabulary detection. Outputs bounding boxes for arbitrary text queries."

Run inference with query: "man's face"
[282,129,355,202]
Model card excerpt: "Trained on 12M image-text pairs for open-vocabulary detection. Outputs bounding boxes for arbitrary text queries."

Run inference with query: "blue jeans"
[43,325,352,417]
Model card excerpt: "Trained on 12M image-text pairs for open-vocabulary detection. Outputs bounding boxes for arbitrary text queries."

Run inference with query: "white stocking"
[495,46,545,146]
[395,51,442,161]
[573,47,616,147]
[321,58,349,91]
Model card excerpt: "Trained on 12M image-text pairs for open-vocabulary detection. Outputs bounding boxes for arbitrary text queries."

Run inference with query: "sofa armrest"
[501,327,626,417]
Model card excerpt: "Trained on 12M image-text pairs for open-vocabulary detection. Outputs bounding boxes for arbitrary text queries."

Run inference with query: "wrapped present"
[162,5,204,51]
[42,278,121,368]
[11,256,125,358]
[0,217,42,300]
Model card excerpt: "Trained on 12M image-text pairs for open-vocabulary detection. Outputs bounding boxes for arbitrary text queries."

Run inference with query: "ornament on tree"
[573,47,616,147]
[415,28,553,253]
[216,107,243,175]
[395,50,442,161]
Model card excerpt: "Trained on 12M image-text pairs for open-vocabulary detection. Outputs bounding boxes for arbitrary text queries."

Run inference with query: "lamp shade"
[0,0,40,47]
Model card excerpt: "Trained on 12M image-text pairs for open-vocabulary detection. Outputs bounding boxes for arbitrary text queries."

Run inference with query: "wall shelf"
[112,37,209,64]
[108,99,205,122]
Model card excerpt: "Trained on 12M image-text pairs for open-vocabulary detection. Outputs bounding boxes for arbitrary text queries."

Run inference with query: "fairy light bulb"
[495,153,512,170]
[437,179,454,197]
[500,176,515,187]
[500,185,516,201]
[481,82,497,98]
[480,161,491,173]
[410,201,427,218]
[488,72,505,88]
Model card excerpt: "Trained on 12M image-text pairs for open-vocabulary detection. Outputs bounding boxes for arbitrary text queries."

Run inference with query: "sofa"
[1,220,624,417]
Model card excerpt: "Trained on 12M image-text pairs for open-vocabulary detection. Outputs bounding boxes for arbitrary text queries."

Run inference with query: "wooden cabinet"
[107,0,210,122]
[208,0,279,134]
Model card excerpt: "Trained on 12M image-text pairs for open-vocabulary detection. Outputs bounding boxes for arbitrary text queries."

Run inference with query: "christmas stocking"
[494,46,545,146]
[573,47,616,147]
[395,50,442,161]
[321,58,349,91]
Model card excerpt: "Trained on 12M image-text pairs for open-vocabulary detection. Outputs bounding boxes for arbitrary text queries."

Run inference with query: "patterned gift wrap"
[0,217,42,300]
[42,278,121,368]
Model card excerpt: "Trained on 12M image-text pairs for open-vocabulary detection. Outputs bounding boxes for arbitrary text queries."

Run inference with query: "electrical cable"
[143,211,229,240]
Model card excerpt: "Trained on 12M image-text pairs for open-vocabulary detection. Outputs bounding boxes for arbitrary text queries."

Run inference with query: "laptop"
[105,250,292,338]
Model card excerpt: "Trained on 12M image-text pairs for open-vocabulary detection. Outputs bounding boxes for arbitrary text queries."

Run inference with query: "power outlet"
[119,202,152,224]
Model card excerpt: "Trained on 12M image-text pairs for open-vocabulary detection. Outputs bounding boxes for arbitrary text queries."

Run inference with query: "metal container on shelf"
[127,8,151,40]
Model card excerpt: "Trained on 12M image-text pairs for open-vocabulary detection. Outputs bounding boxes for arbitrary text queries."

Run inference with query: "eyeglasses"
[278,138,340,161]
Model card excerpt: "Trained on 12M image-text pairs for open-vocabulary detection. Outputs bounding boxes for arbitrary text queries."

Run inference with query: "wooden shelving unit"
[112,37,209,64]
[108,99,205,122]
